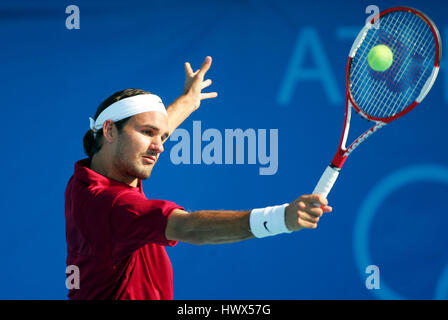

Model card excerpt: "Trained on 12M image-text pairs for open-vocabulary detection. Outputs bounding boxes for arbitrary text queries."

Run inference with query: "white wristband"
[249,204,291,238]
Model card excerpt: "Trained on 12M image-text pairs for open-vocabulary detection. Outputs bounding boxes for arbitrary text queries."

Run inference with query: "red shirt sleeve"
[110,190,183,254]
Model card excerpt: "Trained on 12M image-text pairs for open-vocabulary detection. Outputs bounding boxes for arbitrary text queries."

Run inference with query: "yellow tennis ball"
[367,45,394,72]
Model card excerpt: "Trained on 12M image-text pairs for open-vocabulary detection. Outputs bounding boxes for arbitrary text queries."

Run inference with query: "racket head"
[346,7,442,123]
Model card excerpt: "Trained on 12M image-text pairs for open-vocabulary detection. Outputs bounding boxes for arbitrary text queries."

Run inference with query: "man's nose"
[151,137,164,154]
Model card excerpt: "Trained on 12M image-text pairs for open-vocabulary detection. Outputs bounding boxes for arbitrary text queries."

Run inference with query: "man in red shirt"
[65,57,332,300]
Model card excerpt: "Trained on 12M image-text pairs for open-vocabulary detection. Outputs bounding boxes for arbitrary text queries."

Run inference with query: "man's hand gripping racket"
[313,7,442,201]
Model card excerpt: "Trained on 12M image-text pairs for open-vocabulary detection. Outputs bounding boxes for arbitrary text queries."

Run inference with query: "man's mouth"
[142,155,156,164]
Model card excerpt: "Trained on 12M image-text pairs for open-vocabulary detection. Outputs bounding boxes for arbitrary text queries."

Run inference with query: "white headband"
[89,94,168,133]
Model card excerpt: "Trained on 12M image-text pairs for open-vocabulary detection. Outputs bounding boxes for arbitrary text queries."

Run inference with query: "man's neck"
[90,154,138,187]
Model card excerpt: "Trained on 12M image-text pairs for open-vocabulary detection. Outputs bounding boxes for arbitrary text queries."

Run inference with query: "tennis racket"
[313,6,442,199]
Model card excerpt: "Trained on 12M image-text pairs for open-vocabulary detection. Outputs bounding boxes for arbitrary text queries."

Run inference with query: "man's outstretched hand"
[183,56,218,110]
[285,195,333,232]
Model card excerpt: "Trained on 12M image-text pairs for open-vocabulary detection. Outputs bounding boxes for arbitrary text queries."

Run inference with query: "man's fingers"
[200,92,218,100]
[292,194,332,230]
[297,198,330,213]
[184,62,194,76]
[308,207,324,217]
[197,56,212,78]
[299,194,328,206]
[297,202,323,217]
[298,218,317,229]
[201,79,212,89]
[298,211,320,223]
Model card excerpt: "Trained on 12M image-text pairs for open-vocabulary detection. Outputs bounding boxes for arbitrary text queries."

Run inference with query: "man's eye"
[142,130,154,136]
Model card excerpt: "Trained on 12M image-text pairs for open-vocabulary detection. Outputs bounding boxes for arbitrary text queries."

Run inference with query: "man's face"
[112,111,169,182]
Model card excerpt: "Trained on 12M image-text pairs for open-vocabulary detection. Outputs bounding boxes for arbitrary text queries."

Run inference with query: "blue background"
[0,0,447,300]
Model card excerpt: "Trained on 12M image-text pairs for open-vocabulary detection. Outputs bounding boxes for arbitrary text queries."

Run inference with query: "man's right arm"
[165,56,217,137]
[165,195,332,245]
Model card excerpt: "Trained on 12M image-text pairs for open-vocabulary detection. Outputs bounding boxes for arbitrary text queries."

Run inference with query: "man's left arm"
[166,56,218,136]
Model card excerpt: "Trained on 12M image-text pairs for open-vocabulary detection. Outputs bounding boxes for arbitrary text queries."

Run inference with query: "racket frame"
[312,6,442,198]
[333,6,442,169]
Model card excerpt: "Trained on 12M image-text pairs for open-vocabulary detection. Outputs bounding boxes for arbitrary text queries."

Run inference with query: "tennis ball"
[367,45,393,72]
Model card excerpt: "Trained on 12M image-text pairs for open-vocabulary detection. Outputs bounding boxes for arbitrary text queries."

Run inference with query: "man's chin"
[136,164,155,180]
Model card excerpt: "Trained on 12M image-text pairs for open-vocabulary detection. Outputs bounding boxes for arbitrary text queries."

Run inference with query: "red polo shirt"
[65,159,182,300]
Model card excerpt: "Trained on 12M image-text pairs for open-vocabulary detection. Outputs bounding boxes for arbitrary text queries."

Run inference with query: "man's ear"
[102,120,116,143]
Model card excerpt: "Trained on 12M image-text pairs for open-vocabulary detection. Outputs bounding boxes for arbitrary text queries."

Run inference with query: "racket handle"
[312,165,340,199]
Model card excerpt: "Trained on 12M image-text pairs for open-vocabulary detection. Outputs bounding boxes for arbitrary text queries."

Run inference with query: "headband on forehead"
[89,94,168,133]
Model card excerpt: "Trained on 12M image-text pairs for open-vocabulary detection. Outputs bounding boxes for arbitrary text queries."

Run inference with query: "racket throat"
[333,121,386,169]
[331,149,348,169]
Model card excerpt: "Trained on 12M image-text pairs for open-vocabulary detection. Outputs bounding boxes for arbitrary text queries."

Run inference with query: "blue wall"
[0,0,447,299]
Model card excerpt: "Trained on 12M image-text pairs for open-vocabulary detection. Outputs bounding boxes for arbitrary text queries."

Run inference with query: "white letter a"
[66,265,80,289]
[65,5,80,30]
[365,265,380,289]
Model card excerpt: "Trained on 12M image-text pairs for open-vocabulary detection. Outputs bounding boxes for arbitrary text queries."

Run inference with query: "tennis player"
[65,56,333,300]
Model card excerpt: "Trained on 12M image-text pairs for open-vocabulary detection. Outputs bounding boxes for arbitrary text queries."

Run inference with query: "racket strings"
[352,12,423,114]
[354,13,429,116]
[349,10,436,119]
[371,15,419,115]
[351,26,398,113]
[374,15,432,117]
[356,13,434,117]
[384,16,434,116]
[350,13,407,115]
[395,24,436,107]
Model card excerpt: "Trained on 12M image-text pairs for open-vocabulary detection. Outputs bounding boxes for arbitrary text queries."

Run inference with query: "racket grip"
[312,165,340,200]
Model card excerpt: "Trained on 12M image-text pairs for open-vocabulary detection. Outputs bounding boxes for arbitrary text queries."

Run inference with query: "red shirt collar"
[74,158,143,193]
